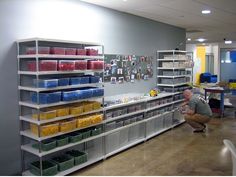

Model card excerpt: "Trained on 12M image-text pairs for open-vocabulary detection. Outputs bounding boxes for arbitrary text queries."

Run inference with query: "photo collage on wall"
[103,54,153,84]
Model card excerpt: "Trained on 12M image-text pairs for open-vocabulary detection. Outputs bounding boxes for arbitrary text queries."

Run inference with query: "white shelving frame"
[17,38,105,176]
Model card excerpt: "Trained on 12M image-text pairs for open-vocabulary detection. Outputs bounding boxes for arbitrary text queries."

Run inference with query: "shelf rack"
[17,38,105,176]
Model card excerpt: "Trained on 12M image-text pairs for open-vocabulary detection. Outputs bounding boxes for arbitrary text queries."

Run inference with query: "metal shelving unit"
[17,38,105,176]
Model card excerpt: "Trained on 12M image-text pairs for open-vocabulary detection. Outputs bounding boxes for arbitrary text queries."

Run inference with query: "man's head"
[183,89,193,101]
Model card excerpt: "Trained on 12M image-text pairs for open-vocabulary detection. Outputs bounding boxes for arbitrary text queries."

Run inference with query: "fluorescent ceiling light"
[197,38,206,42]
[225,60,232,63]
[187,38,191,41]
[123,0,127,2]
[202,10,211,14]
[225,40,232,44]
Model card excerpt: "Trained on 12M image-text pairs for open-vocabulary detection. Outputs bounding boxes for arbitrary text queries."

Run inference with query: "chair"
[223,139,236,175]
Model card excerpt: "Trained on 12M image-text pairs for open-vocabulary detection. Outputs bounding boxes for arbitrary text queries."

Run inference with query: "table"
[204,87,225,118]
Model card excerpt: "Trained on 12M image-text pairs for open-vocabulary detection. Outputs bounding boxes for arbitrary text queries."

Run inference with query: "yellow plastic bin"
[30,123,59,137]
[54,107,70,117]
[70,105,84,115]
[83,102,93,112]
[59,120,77,133]
[32,110,57,121]
[92,101,101,110]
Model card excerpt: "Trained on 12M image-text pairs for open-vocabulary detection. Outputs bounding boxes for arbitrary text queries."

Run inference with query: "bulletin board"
[103,54,154,84]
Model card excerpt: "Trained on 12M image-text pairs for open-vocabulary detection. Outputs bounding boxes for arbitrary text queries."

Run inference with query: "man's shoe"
[193,129,205,133]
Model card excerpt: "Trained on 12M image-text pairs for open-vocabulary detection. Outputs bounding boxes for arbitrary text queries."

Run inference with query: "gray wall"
[0,0,185,175]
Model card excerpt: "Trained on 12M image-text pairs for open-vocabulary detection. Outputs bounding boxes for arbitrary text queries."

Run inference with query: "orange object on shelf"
[59,120,76,132]
[32,110,57,120]
[30,123,59,137]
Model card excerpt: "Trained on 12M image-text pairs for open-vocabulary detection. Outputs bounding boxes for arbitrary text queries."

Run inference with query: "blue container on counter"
[89,76,100,83]
[58,78,70,86]
[31,92,61,104]
[70,77,90,85]
[62,90,80,101]
[33,79,58,88]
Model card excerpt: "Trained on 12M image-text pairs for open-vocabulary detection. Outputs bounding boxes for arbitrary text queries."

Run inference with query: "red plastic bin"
[27,60,58,71]
[58,60,75,71]
[86,49,98,56]
[26,47,50,55]
[87,60,104,70]
[76,49,86,56]
[75,60,87,70]
[65,48,76,55]
[50,47,65,55]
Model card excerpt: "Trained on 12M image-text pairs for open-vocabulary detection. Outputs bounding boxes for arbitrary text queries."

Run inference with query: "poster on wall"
[103,54,153,84]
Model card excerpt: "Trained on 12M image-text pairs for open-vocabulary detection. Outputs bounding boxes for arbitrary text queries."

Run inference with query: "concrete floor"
[72,117,236,176]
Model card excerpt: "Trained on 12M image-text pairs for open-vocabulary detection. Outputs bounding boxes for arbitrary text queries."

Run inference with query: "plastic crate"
[62,90,80,101]
[87,60,104,70]
[55,136,69,147]
[32,140,57,151]
[92,101,101,110]
[79,89,93,99]
[65,48,76,55]
[136,115,144,121]
[105,112,113,119]
[70,77,90,85]
[33,79,58,88]
[51,155,74,172]
[130,117,136,123]
[30,123,59,137]
[66,150,88,166]
[90,114,103,124]
[53,107,70,117]
[89,76,100,83]
[29,160,58,176]
[128,106,136,113]
[86,49,98,56]
[124,119,131,125]
[91,127,102,136]
[59,120,76,133]
[83,102,93,112]
[50,47,65,55]
[75,60,87,70]
[69,132,83,143]
[81,130,91,139]
[116,121,123,128]
[27,60,58,72]
[58,60,75,71]
[32,110,57,120]
[26,47,50,55]
[58,78,70,86]
[77,117,92,128]
[91,88,104,97]
[31,92,61,104]
[106,122,116,131]
[76,49,86,55]
[70,105,83,115]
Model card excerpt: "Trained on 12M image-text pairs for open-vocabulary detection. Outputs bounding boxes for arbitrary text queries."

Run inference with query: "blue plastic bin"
[31,92,61,104]
[33,79,58,88]
[58,78,70,86]
[70,77,90,85]
[78,89,93,99]
[91,88,104,97]
[89,76,100,83]
[62,91,80,101]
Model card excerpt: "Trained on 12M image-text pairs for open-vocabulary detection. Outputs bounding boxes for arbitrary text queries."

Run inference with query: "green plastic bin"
[32,140,56,151]
[91,128,102,136]
[55,136,69,147]
[29,160,58,176]
[52,155,74,172]
[69,133,83,143]
[66,150,88,165]
[82,130,91,139]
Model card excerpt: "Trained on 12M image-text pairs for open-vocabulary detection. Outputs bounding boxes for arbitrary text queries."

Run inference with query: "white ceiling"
[81,0,236,44]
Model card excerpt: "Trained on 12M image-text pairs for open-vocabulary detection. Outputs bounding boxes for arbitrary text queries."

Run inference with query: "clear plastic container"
[87,60,104,70]
[27,60,58,72]
[58,78,70,86]
[70,77,90,85]
[31,92,61,104]
[65,48,76,55]
[30,123,59,137]
[62,90,80,101]
[32,110,57,120]
[116,121,123,128]
[26,47,50,55]
[106,122,116,131]
[86,49,98,56]
[33,79,58,88]
[50,47,65,55]
[105,112,113,119]
[76,49,86,55]
[58,60,75,71]
[59,120,76,132]
[75,60,87,70]
[70,105,83,115]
